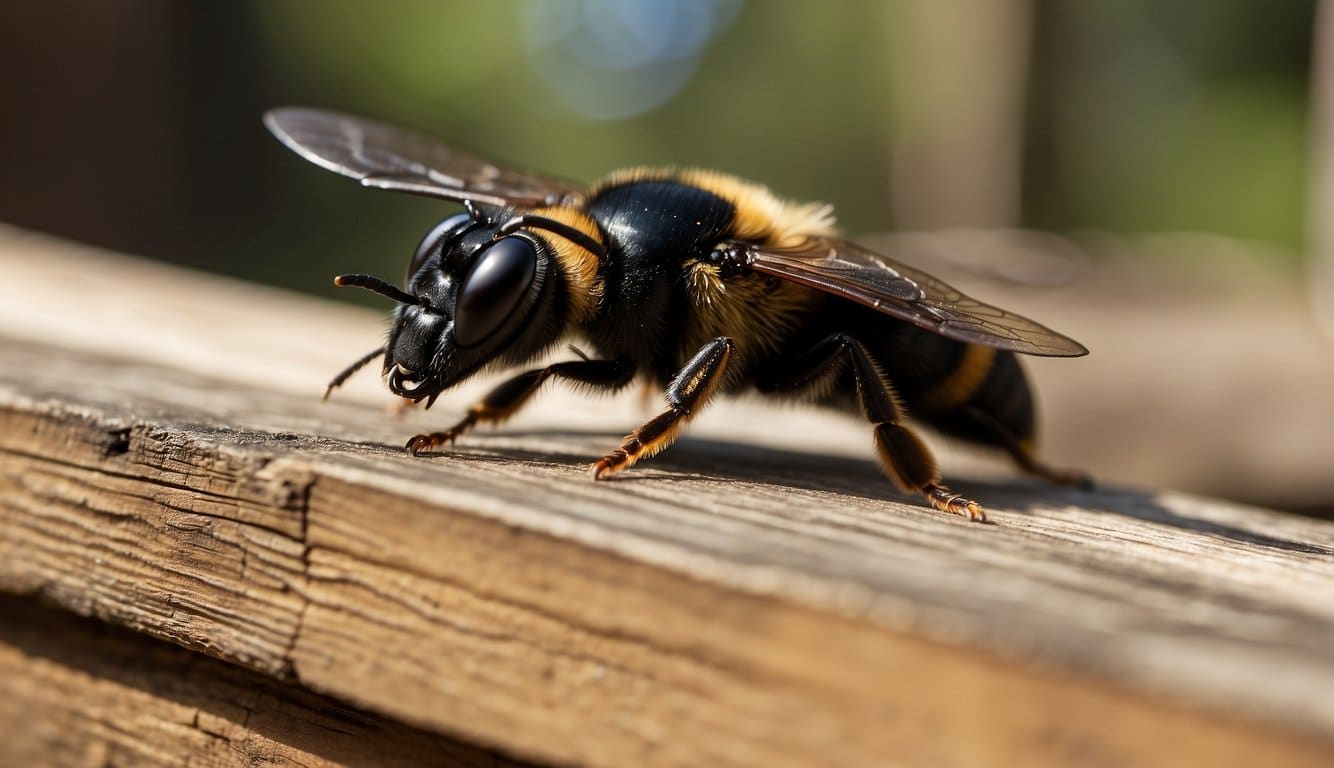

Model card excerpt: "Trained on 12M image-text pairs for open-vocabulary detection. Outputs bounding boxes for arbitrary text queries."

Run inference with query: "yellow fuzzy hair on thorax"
[589,167,838,247]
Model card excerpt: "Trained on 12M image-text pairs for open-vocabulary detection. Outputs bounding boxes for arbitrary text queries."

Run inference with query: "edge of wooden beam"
[4,364,1333,768]
[0,593,534,768]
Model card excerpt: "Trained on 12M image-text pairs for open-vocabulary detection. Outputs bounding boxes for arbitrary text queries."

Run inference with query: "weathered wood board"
[0,595,530,767]
[2,225,1334,767]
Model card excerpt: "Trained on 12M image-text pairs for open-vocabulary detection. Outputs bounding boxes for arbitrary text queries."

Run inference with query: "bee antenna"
[324,345,388,401]
[333,274,420,305]
[497,214,607,258]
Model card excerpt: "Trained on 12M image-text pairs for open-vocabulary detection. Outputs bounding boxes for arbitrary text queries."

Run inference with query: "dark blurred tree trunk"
[0,4,175,251]
[1312,0,1334,343]
[0,3,273,271]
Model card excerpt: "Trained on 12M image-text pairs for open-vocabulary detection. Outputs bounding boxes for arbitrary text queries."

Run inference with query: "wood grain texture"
[2,226,1334,767]
[0,595,530,768]
[5,223,1333,509]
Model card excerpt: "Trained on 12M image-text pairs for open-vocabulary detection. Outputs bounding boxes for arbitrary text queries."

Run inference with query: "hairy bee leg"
[1007,441,1094,489]
[592,337,733,479]
[960,406,1094,489]
[406,358,635,456]
[760,334,985,522]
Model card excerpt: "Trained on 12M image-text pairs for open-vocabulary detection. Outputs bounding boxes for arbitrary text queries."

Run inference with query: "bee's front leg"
[592,337,733,478]
[406,358,635,455]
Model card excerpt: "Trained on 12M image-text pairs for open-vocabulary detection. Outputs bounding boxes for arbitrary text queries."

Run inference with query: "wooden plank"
[0,594,533,767]
[3,225,1334,766]
[5,223,1333,509]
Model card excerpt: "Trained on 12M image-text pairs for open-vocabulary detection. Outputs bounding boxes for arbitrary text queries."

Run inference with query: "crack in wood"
[282,492,314,684]
[102,426,130,458]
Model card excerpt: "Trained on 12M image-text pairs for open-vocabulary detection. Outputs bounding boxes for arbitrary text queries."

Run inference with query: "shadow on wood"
[2,226,1334,767]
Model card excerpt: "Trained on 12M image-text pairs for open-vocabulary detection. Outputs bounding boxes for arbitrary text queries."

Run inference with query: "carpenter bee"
[265,107,1089,521]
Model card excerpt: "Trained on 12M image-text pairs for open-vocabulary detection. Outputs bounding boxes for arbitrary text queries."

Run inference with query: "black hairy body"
[580,174,1034,446]
[266,108,1089,521]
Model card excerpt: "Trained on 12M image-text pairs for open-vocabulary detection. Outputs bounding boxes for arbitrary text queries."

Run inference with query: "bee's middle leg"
[592,337,733,479]
[758,333,985,521]
[960,405,1094,489]
[407,358,635,455]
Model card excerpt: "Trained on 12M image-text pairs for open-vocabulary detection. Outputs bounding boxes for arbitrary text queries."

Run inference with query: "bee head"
[337,207,567,407]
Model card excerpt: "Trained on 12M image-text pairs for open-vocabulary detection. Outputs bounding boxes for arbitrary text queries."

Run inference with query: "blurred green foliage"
[248,0,1313,299]
[1027,1,1313,252]
[0,0,1317,300]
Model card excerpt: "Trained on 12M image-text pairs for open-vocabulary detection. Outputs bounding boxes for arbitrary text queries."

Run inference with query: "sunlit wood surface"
[2,225,1333,767]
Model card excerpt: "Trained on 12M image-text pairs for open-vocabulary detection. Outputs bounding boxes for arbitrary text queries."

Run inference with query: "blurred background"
[2,0,1332,516]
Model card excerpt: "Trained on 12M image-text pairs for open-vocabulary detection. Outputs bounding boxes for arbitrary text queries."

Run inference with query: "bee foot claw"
[925,485,987,522]
[591,451,629,480]
[405,434,440,456]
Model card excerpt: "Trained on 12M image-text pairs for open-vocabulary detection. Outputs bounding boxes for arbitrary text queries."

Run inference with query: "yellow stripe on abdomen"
[918,344,997,411]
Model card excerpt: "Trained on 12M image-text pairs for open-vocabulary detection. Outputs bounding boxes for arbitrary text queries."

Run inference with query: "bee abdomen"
[916,347,1035,447]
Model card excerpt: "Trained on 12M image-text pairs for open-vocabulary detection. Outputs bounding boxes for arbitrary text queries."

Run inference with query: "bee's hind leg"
[1008,442,1094,489]
[758,333,985,522]
[406,357,635,455]
[960,405,1094,490]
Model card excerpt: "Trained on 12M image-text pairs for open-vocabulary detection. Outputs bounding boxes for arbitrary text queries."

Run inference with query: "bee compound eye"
[454,236,537,347]
[407,212,472,282]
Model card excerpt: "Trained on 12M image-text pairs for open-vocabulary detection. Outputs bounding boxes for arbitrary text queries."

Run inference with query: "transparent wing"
[264,107,582,208]
[861,230,1089,289]
[746,237,1088,357]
